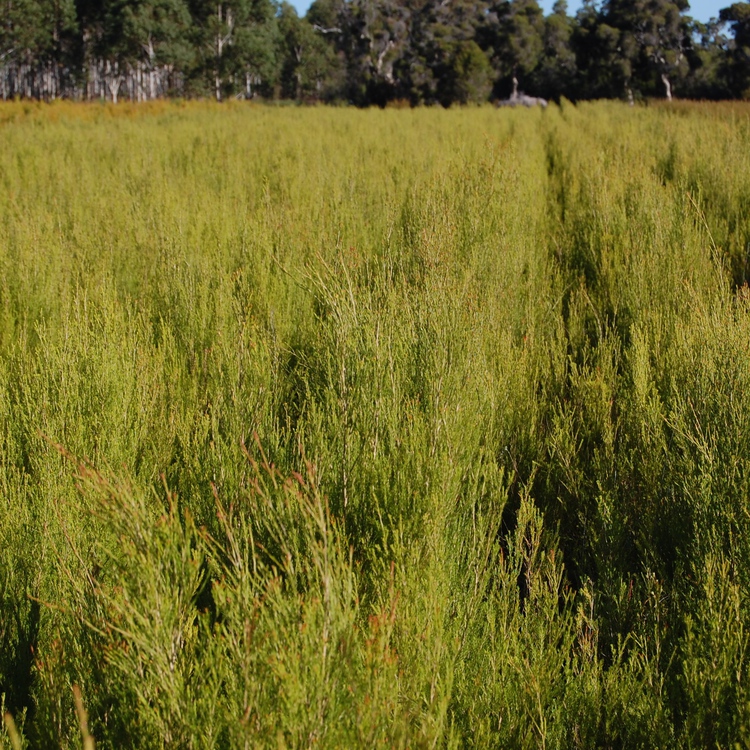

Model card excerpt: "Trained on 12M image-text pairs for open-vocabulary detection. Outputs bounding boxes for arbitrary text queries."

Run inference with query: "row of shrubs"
[1,101,750,747]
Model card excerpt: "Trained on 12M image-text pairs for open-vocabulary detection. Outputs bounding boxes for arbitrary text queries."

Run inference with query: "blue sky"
[286,0,726,24]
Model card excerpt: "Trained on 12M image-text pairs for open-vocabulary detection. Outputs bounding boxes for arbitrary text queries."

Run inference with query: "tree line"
[2,0,750,104]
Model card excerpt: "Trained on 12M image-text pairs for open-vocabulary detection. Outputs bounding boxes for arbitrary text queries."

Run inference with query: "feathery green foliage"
[1,100,750,747]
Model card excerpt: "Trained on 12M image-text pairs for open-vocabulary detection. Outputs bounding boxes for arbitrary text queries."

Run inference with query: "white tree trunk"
[661,73,672,102]
[215,3,224,101]
[145,38,156,100]
[105,61,121,104]
[214,4,234,102]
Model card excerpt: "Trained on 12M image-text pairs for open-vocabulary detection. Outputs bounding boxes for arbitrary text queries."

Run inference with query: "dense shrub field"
[2,100,750,748]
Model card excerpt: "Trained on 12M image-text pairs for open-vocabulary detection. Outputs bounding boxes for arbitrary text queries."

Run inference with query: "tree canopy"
[1,0,748,103]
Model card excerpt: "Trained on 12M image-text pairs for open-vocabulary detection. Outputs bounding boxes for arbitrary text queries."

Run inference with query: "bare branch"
[312,24,342,35]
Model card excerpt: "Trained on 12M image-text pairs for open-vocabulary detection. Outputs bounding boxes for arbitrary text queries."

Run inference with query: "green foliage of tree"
[332,0,410,105]
[530,0,577,99]
[681,18,731,99]
[278,2,343,100]
[189,0,278,100]
[442,39,494,104]
[604,0,692,99]
[0,0,78,89]
[571,0,703,101]
[721,1,750,97]
[486,0,545,94]
[2,0,750,104]
[393,0,490,105]
[120,0,193,71]
[77,0,192,99]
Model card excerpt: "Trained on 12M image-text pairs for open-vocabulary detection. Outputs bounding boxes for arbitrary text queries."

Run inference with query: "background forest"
[2,0,750,105]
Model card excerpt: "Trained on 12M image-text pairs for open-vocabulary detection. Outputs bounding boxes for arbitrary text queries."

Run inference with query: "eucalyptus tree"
[119,0,193,98]
[302,0,348,97]
[189,0,278,100]
[74,0,127,100]
[485,0,545,96]
[400,0,493,105]
[234,0,278,97]
[0,0,78,98]
[721,1,750,97]
[308,0,423,104]
[531,0,577,99]
[278,1,342,99]
[600,0,693,99]
[332,0,411,105]
[443,39,494,103]
[682,17,731,98]
[570,0,693,101]
[570,0,634,100]
[307,0,343,33]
